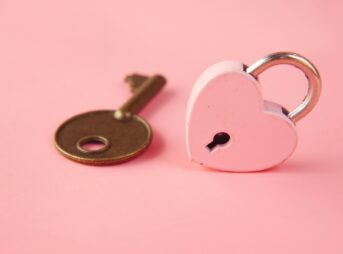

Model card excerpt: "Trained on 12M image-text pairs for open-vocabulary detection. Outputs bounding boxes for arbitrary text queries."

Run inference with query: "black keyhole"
[206,132,230,151]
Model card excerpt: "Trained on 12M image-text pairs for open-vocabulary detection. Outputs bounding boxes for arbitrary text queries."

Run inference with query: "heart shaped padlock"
[186,52,321,172]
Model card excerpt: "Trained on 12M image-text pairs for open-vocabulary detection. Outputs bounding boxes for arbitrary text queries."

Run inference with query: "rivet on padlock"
[186,52,321,172]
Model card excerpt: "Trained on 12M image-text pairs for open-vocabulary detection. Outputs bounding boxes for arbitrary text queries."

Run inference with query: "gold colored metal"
[55,111,152,165]
[246,52,321,123]
[54,74,166,165]
[114,75,166,119]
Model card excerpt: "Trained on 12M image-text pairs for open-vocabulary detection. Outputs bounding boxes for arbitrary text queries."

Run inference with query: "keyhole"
[206,132,230,151]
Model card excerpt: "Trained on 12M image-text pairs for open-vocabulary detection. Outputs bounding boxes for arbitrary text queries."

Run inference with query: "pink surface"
[0,0,342,253]
[186,61,297,171]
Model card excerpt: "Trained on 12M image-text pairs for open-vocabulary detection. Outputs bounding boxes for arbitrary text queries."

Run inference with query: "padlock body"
[186,61,297,172]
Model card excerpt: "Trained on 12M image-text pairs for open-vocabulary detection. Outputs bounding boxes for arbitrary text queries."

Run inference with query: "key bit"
[125,74,150,92]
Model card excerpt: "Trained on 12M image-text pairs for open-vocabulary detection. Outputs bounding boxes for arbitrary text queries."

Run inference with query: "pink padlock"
[186,52,321,172]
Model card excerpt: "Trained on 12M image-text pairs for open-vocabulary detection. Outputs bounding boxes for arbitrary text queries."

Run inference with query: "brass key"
[54,74,166,165]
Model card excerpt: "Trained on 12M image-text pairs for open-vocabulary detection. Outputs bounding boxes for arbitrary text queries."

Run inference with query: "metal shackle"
[246,52,322,123]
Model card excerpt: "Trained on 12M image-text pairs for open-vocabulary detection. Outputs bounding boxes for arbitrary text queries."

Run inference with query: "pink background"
[1,0,343,253]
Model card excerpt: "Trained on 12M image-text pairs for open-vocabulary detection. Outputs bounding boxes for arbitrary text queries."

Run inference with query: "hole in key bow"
[77,136,110,153]
[206,132,230,151]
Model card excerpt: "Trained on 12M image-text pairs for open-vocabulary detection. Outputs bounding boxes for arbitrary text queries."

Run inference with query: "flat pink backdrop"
[1,0,342,253]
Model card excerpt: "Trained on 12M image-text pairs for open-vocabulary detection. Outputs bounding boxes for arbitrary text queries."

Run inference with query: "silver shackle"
[246,52,321,123]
